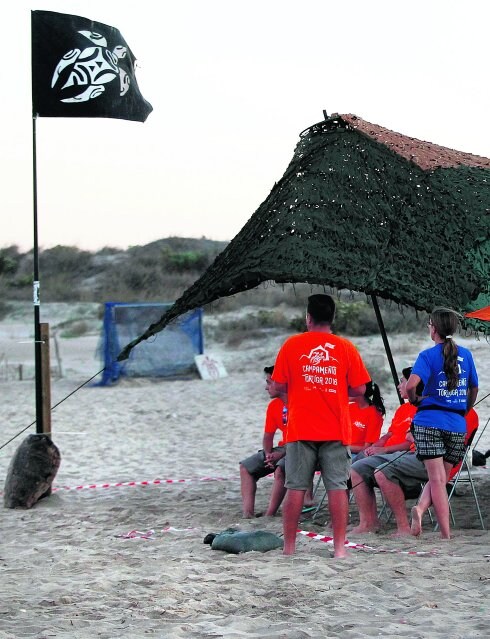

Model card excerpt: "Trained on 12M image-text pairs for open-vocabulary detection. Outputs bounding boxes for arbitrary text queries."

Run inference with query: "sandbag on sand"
[207,529,284,554]
[4,434,61,509]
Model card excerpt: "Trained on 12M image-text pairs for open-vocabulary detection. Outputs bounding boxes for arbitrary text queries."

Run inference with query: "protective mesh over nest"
[119,114,490,360]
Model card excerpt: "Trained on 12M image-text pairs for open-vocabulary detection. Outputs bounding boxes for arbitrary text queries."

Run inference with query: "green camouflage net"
[119,115,490,360]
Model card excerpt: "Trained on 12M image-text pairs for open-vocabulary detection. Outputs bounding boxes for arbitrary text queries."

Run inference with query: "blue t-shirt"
[412,343,478,433]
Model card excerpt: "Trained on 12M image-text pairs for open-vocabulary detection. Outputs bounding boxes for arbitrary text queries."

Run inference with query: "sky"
[2,0,490,253]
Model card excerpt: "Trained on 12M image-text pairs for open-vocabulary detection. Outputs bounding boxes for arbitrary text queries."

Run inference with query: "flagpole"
[32,115,43,434]
[30,11,152,435]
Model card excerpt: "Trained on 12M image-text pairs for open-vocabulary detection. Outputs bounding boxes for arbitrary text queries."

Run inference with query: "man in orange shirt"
[272,294,370,558]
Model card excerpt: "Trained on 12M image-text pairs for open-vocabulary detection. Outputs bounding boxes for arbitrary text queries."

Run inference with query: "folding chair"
[303,473,356,523]
[301,473,326,522]
[471,415,490,455]
[377,481,435,526]
[440,429,486,531]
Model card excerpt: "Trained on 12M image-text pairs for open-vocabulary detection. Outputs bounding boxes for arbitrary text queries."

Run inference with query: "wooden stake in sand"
[40,323,52,437]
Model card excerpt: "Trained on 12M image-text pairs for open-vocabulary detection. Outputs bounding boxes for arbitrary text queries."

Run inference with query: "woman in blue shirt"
[406,307,478,539]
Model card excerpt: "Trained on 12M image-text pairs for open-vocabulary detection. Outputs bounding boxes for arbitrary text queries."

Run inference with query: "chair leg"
[301,474,324,522]
[466,467,486,530]
[436,459,486,531]
[310,492,327,522]
[378,491,388,521]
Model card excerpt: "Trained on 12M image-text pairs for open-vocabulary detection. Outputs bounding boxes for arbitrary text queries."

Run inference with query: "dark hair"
[401,365,425,395]
[307,294,336,325]
[264,366,274,375]
[365,381,386,416]
[402,367,412,381]
[430,307,460,392]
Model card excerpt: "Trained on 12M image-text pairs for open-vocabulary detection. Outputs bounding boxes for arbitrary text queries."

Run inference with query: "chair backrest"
[449,423,479,481]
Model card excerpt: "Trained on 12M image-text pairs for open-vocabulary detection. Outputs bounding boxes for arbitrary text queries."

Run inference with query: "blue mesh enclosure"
[97,302,203,385]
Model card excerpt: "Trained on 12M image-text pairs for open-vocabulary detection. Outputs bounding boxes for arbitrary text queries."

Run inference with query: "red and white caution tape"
[297,530,439,556]
[52,475,239,492]
[115,529,156,540]
[116,526,196,540]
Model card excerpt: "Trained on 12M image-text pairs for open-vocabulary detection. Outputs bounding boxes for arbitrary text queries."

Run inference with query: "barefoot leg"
[410,505,423,536]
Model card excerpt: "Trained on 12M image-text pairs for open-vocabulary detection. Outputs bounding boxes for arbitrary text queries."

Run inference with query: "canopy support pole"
[371,295,403,405]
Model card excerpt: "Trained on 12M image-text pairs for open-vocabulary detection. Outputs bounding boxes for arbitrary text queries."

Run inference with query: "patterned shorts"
[411,424,465,465]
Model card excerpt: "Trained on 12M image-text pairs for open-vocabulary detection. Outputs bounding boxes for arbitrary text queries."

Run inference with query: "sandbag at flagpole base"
[3,434,61,509]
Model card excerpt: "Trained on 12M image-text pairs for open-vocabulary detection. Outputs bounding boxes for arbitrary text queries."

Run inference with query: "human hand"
[264,452,275,468]
[265,451,284,467]
[364,446,383,457]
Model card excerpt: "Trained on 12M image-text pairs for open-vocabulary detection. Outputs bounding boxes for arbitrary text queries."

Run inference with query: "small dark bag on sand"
[205,529,284,554]
[472,449,490,466]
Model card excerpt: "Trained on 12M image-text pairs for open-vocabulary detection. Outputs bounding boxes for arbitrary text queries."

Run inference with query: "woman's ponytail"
[430,307,461,392]
[442,337,459,392]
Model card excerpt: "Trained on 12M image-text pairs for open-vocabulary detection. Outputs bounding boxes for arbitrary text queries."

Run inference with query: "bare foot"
[390,528,412,538]
[349,523,379,534]
[410,506,423,537]
[333,548,349,559]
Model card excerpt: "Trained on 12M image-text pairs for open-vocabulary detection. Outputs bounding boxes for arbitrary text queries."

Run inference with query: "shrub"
[226,328,265,348]
[364,362,393,390]
[0,246,21,276]
[40,245,93,276]
[210,309,292,344]
[334,301,379,335]
[0,299,12,320]
[59,320,90,338]
[289,299,426,337]
[164,250,211,272]
[10,274,33,289]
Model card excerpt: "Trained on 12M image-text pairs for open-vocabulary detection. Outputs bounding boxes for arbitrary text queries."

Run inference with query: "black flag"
[31,10,153,122]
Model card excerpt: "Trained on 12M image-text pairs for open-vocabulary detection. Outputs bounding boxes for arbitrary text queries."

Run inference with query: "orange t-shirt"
[272,331,370,445]
[264,397,287,447]
[349,403,384,447]
[384,402,417,449]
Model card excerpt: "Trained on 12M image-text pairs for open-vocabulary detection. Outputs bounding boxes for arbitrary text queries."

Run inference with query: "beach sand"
[0,308,489,638]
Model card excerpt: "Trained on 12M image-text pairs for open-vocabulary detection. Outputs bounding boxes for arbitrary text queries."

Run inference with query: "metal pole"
[33,115,43,433]
[371,295,403,405]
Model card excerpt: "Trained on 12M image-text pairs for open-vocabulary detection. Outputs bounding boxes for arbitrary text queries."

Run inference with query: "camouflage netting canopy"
[119,113,490,360]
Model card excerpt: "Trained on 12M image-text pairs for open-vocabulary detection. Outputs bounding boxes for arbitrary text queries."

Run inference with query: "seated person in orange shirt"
[239,366,288,518]
[349,367,418,533]
[349,381,386,460]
